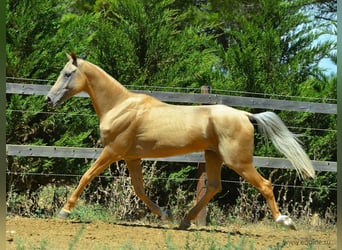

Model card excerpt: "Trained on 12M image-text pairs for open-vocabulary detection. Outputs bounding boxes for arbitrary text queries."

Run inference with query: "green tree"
[90,0,221,90]
[216,0,333,96]
[6,0,99,80]
[6,0,101,195]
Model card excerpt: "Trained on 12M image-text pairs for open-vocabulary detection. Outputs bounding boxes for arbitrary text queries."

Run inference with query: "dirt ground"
[6,217,336,250]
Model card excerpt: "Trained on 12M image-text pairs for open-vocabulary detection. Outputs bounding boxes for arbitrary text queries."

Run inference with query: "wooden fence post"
[195,85,211,226]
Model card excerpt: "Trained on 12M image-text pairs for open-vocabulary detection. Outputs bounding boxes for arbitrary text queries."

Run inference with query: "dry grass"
[6,162,336,229]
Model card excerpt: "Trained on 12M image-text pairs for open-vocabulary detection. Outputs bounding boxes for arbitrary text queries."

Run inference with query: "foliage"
[6,0,101,192]
[89,0,221,89]
[212,0,334,96]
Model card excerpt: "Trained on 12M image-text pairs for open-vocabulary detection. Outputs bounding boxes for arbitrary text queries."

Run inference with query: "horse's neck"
[83,61,131,118]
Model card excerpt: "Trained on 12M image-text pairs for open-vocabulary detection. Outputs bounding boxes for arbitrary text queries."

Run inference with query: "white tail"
[251,111,315,179]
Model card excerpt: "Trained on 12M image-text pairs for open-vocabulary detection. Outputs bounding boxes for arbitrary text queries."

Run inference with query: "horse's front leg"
[126,159,172,222]
[58,147,116,218]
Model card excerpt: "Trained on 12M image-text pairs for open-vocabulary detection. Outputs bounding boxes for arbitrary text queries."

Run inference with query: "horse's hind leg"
[179,150,223,229]
[229,162,296,229]
[126,159,172,222]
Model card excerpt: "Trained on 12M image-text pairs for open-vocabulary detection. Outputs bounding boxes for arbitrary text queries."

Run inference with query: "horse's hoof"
[178,219,191,230]
[58,209,70,219]
[276,215,296,230]
[161,208,173,222]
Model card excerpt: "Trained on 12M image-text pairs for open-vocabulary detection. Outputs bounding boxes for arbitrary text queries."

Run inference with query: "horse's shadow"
[67,218,262,238]
[113,221,262,238]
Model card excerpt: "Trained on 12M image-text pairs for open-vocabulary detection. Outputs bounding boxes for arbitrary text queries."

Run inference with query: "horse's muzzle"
[45,95,60,107]
[45,96,52,105]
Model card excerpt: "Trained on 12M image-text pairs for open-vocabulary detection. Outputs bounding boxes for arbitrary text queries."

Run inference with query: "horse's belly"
[127,127,211,158]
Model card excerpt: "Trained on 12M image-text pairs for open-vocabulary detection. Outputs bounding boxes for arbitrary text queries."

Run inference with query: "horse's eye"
[64,72,72,78]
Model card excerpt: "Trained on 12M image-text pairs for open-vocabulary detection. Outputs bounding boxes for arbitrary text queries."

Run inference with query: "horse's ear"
[70,51,78,67]
[65,52,78,66]
[66,52,72,61]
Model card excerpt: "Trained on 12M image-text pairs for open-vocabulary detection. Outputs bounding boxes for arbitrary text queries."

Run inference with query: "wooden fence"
[6,82,337,172]
[6,82,337,113]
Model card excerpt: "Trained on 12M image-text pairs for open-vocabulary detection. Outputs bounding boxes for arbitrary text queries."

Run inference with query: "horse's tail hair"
[250,111,315,179]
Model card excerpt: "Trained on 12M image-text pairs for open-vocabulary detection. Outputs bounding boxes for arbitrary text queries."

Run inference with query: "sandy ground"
[6,217,336,249]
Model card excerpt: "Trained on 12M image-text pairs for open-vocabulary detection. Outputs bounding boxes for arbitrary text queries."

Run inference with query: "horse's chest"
[99,110,138,145]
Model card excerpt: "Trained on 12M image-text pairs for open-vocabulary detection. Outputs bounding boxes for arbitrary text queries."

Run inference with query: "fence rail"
[6,82,337,173]
[6,83,337,114]
[6,144,337,172]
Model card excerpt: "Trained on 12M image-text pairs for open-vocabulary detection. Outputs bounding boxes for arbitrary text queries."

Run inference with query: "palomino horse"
[46,52,315,230]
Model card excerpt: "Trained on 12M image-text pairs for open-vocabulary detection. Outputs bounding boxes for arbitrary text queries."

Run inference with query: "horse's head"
[46,52,87,107]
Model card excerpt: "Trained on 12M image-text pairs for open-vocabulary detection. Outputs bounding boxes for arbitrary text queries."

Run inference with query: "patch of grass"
[68,225,85,250]
[13,237,50,250]
[165,234,177,250]
[267,240,287,250]
[67,201,117,224]
[13,237,25,250]
[119,241,136,250]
